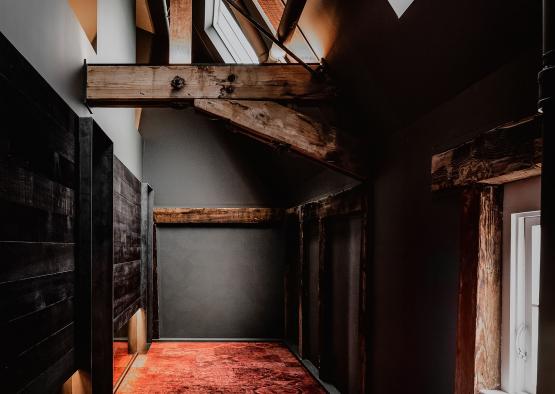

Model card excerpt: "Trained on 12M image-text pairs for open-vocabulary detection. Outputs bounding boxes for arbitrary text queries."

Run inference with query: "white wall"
[0,0,142,178]
[501,176,541,391]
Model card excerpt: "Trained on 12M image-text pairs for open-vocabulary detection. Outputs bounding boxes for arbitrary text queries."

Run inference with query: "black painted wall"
[0,32,77,392]
[113,157,142,331]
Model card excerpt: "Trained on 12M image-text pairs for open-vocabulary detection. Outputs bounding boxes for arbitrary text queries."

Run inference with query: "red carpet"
[113,341,134,386]
[116,342,326,393]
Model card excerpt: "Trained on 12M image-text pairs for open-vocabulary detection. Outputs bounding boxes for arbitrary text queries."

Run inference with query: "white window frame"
[501,211,541,394]
[204,0,259,64]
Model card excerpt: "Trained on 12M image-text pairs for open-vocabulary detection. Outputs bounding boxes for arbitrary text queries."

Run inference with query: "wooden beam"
[431,115,542,191]
[301,184,364,221]
[169,0,192,63]
[85,64,335,106]
[455,186,502,394]
[146,0,170,64]
[194,99,365,179]
[153,207,284,224]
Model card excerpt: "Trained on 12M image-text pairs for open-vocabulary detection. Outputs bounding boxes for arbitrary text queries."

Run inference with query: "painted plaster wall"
[0,0,142,177]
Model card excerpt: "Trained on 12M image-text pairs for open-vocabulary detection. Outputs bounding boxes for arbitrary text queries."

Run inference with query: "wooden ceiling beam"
[153,207,284,224]
[85,64,334,106]
[194,99,366,179]
[431,115,542,191]
[169,0,192,63]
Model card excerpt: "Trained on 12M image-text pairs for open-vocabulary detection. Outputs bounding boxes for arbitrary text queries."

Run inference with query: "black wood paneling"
[91,124,114,393]
[113,157,142,329]
[0,32,76,392]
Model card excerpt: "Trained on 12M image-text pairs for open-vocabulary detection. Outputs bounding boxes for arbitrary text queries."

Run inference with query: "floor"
[113,341,134,385]
[116,342,327,393]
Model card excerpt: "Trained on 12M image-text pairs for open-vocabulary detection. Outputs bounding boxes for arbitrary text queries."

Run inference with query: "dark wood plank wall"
[289,185,368,393]
[0,32,77,392]
[113,157,142,331]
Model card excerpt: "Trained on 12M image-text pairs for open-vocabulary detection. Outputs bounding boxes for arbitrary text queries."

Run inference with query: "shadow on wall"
[139,107,358,208]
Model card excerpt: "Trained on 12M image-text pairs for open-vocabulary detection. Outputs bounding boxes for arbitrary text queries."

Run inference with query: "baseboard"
[153,338,283,342]
[283,340,340,394]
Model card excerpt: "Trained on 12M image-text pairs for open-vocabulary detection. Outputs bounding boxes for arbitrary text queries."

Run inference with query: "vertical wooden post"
[318,216,330,379]
[297,207,305,357]
[169,0,192,63]
[152,222,160,339]
[359,191,369,394]
[454,186,502,394]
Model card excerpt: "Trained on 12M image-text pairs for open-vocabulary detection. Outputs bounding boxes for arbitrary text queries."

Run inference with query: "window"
[204,0,259,63]
[505,211,541,394]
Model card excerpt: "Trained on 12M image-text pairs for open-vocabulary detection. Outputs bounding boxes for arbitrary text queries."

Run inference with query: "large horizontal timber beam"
[194,99,366,179]
[431,115,542,191]
[153,207,284,224]
[85,64,335,106]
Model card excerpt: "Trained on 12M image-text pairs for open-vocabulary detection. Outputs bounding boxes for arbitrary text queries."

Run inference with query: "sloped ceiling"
[324,0,541,135]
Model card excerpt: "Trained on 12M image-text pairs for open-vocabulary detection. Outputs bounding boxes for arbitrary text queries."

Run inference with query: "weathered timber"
[152,223,160,339]
[169,0,192,63]
[91,122,114,393]
[431,116,542,191]
[141,183,154,343]
[194,99,366,178]
[0,31,77,392]
[153,207,285,224]
[113,157,142,336]
[301,184,364,221]
[454,186,502,394]
[297,207,306,358]
[85,64,335,106]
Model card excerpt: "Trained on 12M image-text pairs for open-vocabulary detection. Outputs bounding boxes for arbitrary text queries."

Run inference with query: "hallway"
[116,342,326,393]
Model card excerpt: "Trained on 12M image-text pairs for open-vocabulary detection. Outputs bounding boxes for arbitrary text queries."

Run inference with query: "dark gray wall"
[366,52,538,394]
[157,227,285,338]
[141,108,292,338]
[322,0,541,390]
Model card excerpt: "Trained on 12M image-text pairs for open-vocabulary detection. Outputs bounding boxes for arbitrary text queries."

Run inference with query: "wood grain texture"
[474,187,502,392]
[297,208,306,358]
[301,184,364,221]
[113,157,142,332]
[90,124,114,393]
[169,0,192,63]
[0,31,77,392]
[86,64,335,106]
[194,99,366,178]
[454,186,502,394]
[153,207,285,224]
[431,116,542,191]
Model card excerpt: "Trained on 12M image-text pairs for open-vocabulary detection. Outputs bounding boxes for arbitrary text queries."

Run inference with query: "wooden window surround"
[431,115,542,394]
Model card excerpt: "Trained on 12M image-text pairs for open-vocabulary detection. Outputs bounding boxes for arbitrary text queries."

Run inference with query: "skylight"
[205,0,259,64]
[387,0,415,18]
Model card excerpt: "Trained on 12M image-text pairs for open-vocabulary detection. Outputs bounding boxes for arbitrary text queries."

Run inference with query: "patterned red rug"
[116,342,326,393]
